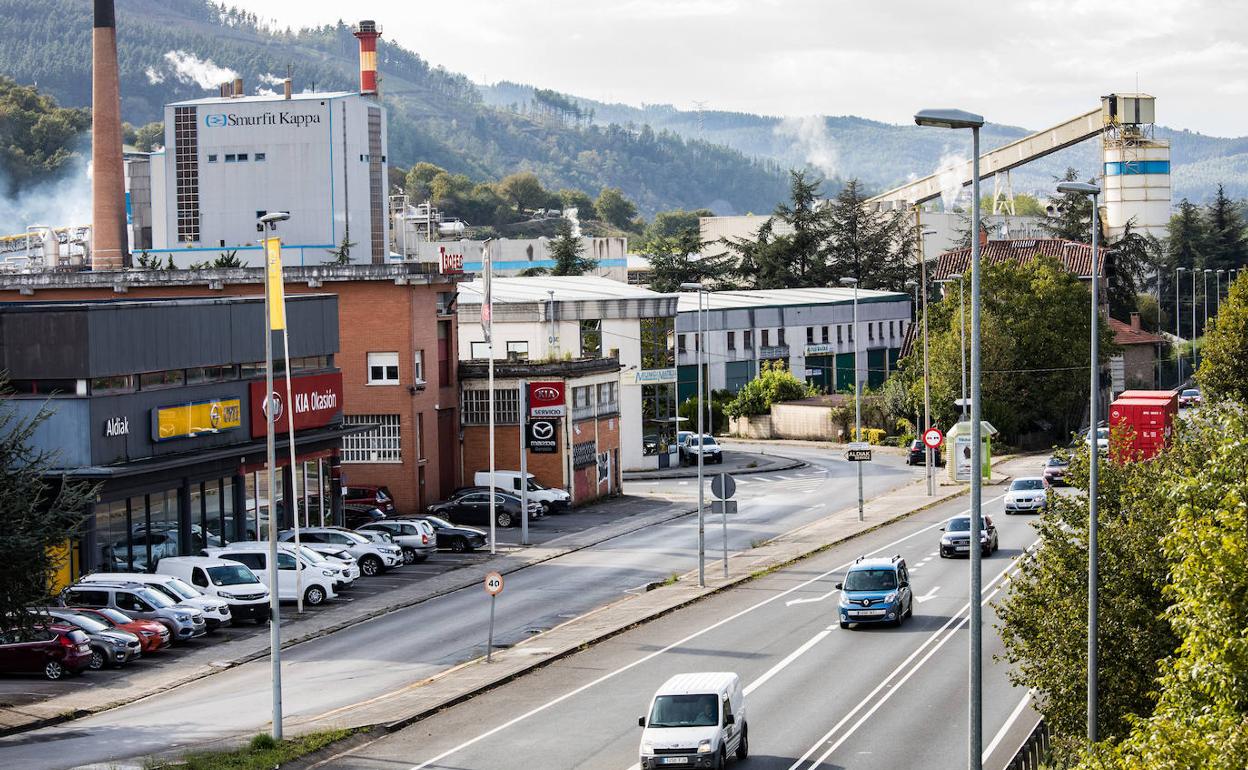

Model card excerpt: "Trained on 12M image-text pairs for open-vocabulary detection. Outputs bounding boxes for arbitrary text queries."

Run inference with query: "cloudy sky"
[232,0,1247,136]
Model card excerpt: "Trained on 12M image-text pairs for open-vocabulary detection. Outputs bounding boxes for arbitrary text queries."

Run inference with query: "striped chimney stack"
[92,0,128,269]
[353,20,381,96]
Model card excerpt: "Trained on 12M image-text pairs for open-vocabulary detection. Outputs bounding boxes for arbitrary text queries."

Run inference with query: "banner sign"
[152,398,242,441]
[249,372,343,438]
[804,343,836,355]
[439,246,464,275]
[526,419,559,453]
[528,381,567,418]
[626,368,678,386]
[264,237,286,331]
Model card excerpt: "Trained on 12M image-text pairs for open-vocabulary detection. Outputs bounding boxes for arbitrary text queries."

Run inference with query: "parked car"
[412,515,489,552]
[938,515,999,558]
[836,555,914,628]
[292,544,359,591]
[155,557,270,624]
[277,527,402,576]
[430,490,535,529]
[1178,388,1202,408]
[1084,425,1109,454]
[681,434,723,465]
[66,607,169,653]
[1042,455,1069,486]
[103,525,225,572]
[357,520,435,564]
[906,439,946,466]
[343,485,397,515]
[203,543,339,606]
[78,572,232,631]
[1004,476,1050,514]
[343,504,388,529]
[38,609,142,670]
[0,624,92,680]
[473,470,571,513]
[60,582,207,642]
[450,486,543,519]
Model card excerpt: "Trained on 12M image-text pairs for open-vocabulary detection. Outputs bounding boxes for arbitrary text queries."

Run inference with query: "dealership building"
[0,295,354,579]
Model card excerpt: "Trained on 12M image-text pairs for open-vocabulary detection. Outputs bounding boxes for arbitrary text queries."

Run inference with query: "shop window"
[8,378,80,396]
[140,369,185,390]
[187,365,238,385]
[639,317,675,370]
[342,414,402,463]
[367,352,400,384]
[240,362,265,379]
[91,375,136,395]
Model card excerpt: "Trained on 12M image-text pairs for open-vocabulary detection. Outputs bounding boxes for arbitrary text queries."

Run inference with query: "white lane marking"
[743,625,837,696]
[786,588,839,607]
[786,555,1022,770]
[982,689,1035,763]
[406,493,1005,770]
[928,551,938,557]
[915,587,941,603]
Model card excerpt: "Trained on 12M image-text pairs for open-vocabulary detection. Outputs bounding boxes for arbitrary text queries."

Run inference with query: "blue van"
[836,555,913,628]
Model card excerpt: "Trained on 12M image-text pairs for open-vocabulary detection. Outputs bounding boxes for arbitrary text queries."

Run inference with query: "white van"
[638,672,748,769]
[156,557,270,624]
[79,572,233,630]
[473,470,571,513]
[203,543,338,606]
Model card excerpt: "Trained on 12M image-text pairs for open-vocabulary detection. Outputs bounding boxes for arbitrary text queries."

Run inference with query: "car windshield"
[424,516,453,529]
[163,578,201,599]
[146,582,185,603]
[525,477,547,491]
[843,568,898,591]
[206,565,256,586]
[692,436,717,447]
[137,587,175,608]
[1046,457,1067,467]
[296,546,331,564]
[1182,389,1199,397]
[1010,479,1045,491]
[647,694,719,728]
[96,608,132,625]
[62,613,109,633]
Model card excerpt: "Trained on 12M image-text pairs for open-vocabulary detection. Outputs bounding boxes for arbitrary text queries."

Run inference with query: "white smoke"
[254,87,278,97]
[257,73,285,86]
[0,156,92,236]
[774,115,840,179]
[162,50,239,90]
[144,66,165,85]
[936,151,969,211]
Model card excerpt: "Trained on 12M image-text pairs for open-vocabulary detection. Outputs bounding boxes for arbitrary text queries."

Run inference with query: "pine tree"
[549,219,596,275]
[823,178,916,291]
[1105,221,1154,321]
[1040,167,1096,242]
[1203,183,1247,271]
[1168,199,1206,271]
[325,230,356,266]
[725,170,830,289]
[642,227,733,292]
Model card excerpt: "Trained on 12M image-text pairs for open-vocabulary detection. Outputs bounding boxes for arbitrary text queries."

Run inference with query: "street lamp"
[1191,268,1197,373]
[947,272,968,421]
[1056,179,1102,744]
[1203,269,1212,346]
[1175,266,1186,383]
[680,281,709,586]
[839,276,864,524]
[916,105,985,770]
[921,228,938,496]
[1216,269,1225,316]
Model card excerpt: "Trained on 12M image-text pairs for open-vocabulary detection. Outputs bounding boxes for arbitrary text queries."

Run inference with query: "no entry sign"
[923,427,944,449]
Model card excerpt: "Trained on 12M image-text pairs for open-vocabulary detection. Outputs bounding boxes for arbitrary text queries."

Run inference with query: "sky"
[229,0,1248,137]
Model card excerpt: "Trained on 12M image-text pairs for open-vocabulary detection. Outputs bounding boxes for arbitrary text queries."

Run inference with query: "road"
[332,460,1050,770]
[0,444,921,769]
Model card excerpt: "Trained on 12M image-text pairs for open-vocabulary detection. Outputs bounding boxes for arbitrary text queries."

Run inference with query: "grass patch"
[144,728,357,769]
[750,537,769,549]
[661,572,680,586]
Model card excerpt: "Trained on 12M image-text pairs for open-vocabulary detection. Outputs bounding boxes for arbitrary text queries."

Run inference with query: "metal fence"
[1003,719,1051,770]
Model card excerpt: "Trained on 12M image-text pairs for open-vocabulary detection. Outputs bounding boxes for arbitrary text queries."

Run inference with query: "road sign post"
[519,381,529,546]
[846,442,872,462]
[711,473,735,578]
[484,571,503,662]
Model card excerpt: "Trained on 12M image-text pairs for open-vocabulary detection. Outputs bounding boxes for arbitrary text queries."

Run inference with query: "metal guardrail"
[1003,719,1050,770]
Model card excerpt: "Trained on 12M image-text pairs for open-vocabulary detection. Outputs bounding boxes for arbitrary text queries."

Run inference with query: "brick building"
[0,263,461,515]
[459,358,622,506]
[1109,313,1166,395]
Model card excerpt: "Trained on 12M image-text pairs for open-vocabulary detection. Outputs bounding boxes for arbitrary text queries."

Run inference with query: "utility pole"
[839,277,863,522]
[484,240,496,554]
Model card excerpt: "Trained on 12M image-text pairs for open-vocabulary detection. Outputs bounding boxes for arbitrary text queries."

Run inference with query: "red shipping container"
[1109,390,1178,462]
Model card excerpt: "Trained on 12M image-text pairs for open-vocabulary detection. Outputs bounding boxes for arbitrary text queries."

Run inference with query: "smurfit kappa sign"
[204,111,322,128]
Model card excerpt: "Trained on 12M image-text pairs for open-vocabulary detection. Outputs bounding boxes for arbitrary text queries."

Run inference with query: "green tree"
[594,187,638,229]
[497,171,548,212]
[1196,268,1248,403]
[723,170,830,289]
[404,162,447,202]
[0,383,96,635]
[132,121,163,152]
[0,76,91,193]
[644,209,715,243]
[325,231,355,265]
[641,226,735,293]
[1203,183,1247,271]
[725,361,816,418]
[549,219,596,275]
[1167,199,1206,271]
[557,188,594,215]
[1041,167,1097,242]
[212,250,242,268]
[823,178,917,290]
[1104,220,1154,321]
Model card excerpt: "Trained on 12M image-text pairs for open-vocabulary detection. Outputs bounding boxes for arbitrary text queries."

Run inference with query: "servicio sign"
[528,381,566,418]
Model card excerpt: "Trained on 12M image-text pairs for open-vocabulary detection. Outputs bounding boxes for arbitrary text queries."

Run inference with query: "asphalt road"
[0,446,921,769]
[333,463,1051,770]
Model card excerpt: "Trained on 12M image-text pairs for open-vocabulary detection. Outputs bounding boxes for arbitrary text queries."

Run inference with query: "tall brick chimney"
[353,20,381,96]
[91,0,128,270]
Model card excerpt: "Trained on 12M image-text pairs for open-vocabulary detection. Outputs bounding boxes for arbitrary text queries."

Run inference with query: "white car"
[204,543,339,606]
[155,556,271,624]
[474,470,571,514]
[638,672,748,768]
[277,527,402,576]
[79,572,232,630]
[286,544,359,592]
[1086,426,1109,454]
[357,520,436,564]
[1003,476,1050,514]
[682,434,723,465]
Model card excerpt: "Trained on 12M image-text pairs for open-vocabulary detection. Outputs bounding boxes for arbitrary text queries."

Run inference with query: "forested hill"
[483,81,1248,205]
[0,0,789,216]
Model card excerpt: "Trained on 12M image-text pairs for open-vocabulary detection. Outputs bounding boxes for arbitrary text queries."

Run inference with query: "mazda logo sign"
[533,387,560,401]
[532,421,554,439]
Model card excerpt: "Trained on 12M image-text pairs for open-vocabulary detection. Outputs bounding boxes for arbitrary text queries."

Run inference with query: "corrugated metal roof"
[457,276,674,304]
[677,286,906,312]
[168,91,356,106]
[655,672,739,696]
[933,239,1105,281]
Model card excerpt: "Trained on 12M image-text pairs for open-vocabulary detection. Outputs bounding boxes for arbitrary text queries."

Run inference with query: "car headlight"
[940,536,954,544]
[839,593,851,607]
[884,592,897,603]
[697,740,712,754]
[641,741,655,756]
[175,613,192,622]
[322,569,335,576]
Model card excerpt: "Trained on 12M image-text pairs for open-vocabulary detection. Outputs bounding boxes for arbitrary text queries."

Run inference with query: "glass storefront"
[639,317,677,457]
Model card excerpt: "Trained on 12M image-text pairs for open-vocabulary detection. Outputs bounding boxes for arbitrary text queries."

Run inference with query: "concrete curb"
[622,452,805,481]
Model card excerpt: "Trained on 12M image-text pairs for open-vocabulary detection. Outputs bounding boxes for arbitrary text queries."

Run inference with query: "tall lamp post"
[916,106,985,770]
[1191,268,1197,372]
[839,277,863,523]
[905,278,920,453]
[947,273,968,420]
[1216,268,1225,317]
[1057,180,1102,744]
[1175,266,1186,384]
[680,282,708,586]
[921,228,938,495]
[1203,268,1212,346]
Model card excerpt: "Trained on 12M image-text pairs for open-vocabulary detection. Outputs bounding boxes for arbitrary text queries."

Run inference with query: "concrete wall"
[729,414,772,439]
[770,403,839,441]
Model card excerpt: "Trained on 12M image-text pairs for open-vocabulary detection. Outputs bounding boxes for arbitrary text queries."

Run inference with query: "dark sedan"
[907,440,945,466]
[1042,455,1069,486]
[428,490,535,529]
[449,487,544,518]
[409,515,489,552]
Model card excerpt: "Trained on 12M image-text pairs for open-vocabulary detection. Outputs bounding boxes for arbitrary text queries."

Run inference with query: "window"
[727,331,736,351]
[225,154,237,163]
[342,414,402,463]
[580,319,602,358]
[91,375,136,394]
[207,154,218,162]
[837,326,843,344]
[778,328,786,346]
[639,317,675,370]
[572,385,594,421]
[8,378,80,396]
[761,329,770,347]
[277,552,298,570]
[254,153,266,161]
[470,341,490,359]
[140,369,185,390]
[237,153,249,162]
[678,334,687,353]
[240,362,265,379]
[186,365,237,385]
[877,322,883,340]
[229,552,265,571]
[438,321,451,387]
[743,330,753,349]
[506,341,529,362]
[822,326,829,343]
[868,323,874,341]
[367,352,400,385]
[849,325,854,343]
[461,389,520,425]
[597,381,619,415]
[291,355,330,372]
[413,350,425,384]
[806,327,814,344]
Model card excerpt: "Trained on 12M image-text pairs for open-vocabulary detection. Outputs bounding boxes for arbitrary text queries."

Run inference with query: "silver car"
[1004,477,1050,514]
[357,520,436,564]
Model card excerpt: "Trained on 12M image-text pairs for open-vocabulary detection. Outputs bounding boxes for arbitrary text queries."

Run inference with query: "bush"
[725,361,816,418]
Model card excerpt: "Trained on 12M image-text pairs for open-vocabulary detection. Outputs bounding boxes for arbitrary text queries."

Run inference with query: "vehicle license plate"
[956,545,969,552]
[661,758,689,765]
[852,609,886,617]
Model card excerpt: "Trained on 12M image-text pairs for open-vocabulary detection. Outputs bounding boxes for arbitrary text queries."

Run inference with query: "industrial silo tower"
[1101,93,1171,240]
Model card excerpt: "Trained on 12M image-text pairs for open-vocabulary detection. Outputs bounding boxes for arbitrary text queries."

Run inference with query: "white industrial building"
[146,88,389,266]
[456,276,681,471]
[675,287,913,400]
[405,237,629,281]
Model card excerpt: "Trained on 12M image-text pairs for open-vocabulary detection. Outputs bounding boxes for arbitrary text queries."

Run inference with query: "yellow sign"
[265,236,286,330]
[152,398,242,441]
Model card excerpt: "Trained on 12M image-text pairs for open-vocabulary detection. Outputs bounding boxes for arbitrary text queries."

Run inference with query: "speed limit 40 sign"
[484,571,504,596]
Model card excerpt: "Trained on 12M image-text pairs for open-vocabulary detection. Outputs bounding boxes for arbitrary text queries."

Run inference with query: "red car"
[344,485,397,515]
[0,624,93,680]
[70,606,170,653]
